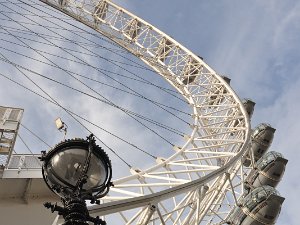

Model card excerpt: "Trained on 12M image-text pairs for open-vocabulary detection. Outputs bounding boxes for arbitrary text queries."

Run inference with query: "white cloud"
[1,0,299,224]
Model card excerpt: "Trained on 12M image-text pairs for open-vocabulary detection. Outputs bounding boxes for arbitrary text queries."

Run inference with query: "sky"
[112,1,299,224]
[0,0,299,224]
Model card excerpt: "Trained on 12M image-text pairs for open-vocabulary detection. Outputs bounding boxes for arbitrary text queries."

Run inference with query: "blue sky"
[114,1,300,224]
[0,0,299,224]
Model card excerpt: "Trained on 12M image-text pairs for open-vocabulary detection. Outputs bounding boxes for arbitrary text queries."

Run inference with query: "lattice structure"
[9,0,251,224]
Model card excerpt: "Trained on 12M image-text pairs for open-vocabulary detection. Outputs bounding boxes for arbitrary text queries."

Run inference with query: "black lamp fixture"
[40,134,112,225]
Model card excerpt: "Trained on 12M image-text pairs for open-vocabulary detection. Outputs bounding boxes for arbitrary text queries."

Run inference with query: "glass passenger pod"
[222,76,231,85]
[182,58,202,85]
[58,0,67,7]
[243,123,275,167]
[251,123,276,161]
[156,38,173,62]
[123,18,142,40]
[208,75,231,105]
[94,1,108,23]
[228,185,285,225]
[245,151,288,190]
[232,98,255,129]
[242,99,256,119]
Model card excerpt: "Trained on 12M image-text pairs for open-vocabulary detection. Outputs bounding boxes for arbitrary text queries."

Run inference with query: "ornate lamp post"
[40,134,112,225]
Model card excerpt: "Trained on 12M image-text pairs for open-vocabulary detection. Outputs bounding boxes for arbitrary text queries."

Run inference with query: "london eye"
[0,1,288,224]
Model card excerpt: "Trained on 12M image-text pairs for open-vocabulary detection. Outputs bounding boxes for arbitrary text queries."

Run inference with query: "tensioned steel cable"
[1,2,189,126]
[0,22,128,52]
[18,0,185,98]
[0,39,187,134]
[0,1,41,5]
[13,0,184,99]
[0,30,176,160]
[0,6,186,101]
[2,1,161,74]
[0,8,187,149]
[0,70,157,165]
[0,23,130,54]
[0,37,189,117]
[20,123,52,148]
[0,71,160,161]
[0,35,189,117]
[0,27,164,87]
[0,53,133,168]
[0,25,184,103]
[0,0,199,167]
[17,134,42,166]
[0,10,76,21]
[0,53,185,136]
[1,15,154,71]
[24,0,161,71]
[1,2,170,78]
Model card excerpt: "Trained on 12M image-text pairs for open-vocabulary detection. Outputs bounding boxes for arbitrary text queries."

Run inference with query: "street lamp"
[55,117,68,140]
[40,134,112,225]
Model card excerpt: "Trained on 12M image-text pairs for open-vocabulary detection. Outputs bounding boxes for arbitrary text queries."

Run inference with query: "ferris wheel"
[0,0,287,225]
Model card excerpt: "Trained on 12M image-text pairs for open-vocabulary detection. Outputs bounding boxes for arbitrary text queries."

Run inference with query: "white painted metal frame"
[0,106,23,169]
[31,0,252,224]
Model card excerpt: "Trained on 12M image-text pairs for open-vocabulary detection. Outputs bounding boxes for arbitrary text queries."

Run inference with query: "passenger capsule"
[209,76,231,105]
[243,99,256,119]
[245,151,288,191]
[58,0,67,7]
[228,185,284,225]
[182,58,202,85]
[252,124,276,160]
[233,99,255,129]
[243,123,276,167]
[197,55,204,60]
[222,75,231,85]
[156,38,172,62]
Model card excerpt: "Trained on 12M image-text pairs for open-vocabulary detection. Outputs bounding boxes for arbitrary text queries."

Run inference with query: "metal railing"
[6,154,42,169]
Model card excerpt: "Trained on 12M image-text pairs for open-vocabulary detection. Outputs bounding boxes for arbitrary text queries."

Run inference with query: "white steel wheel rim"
[38,0,251,224]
